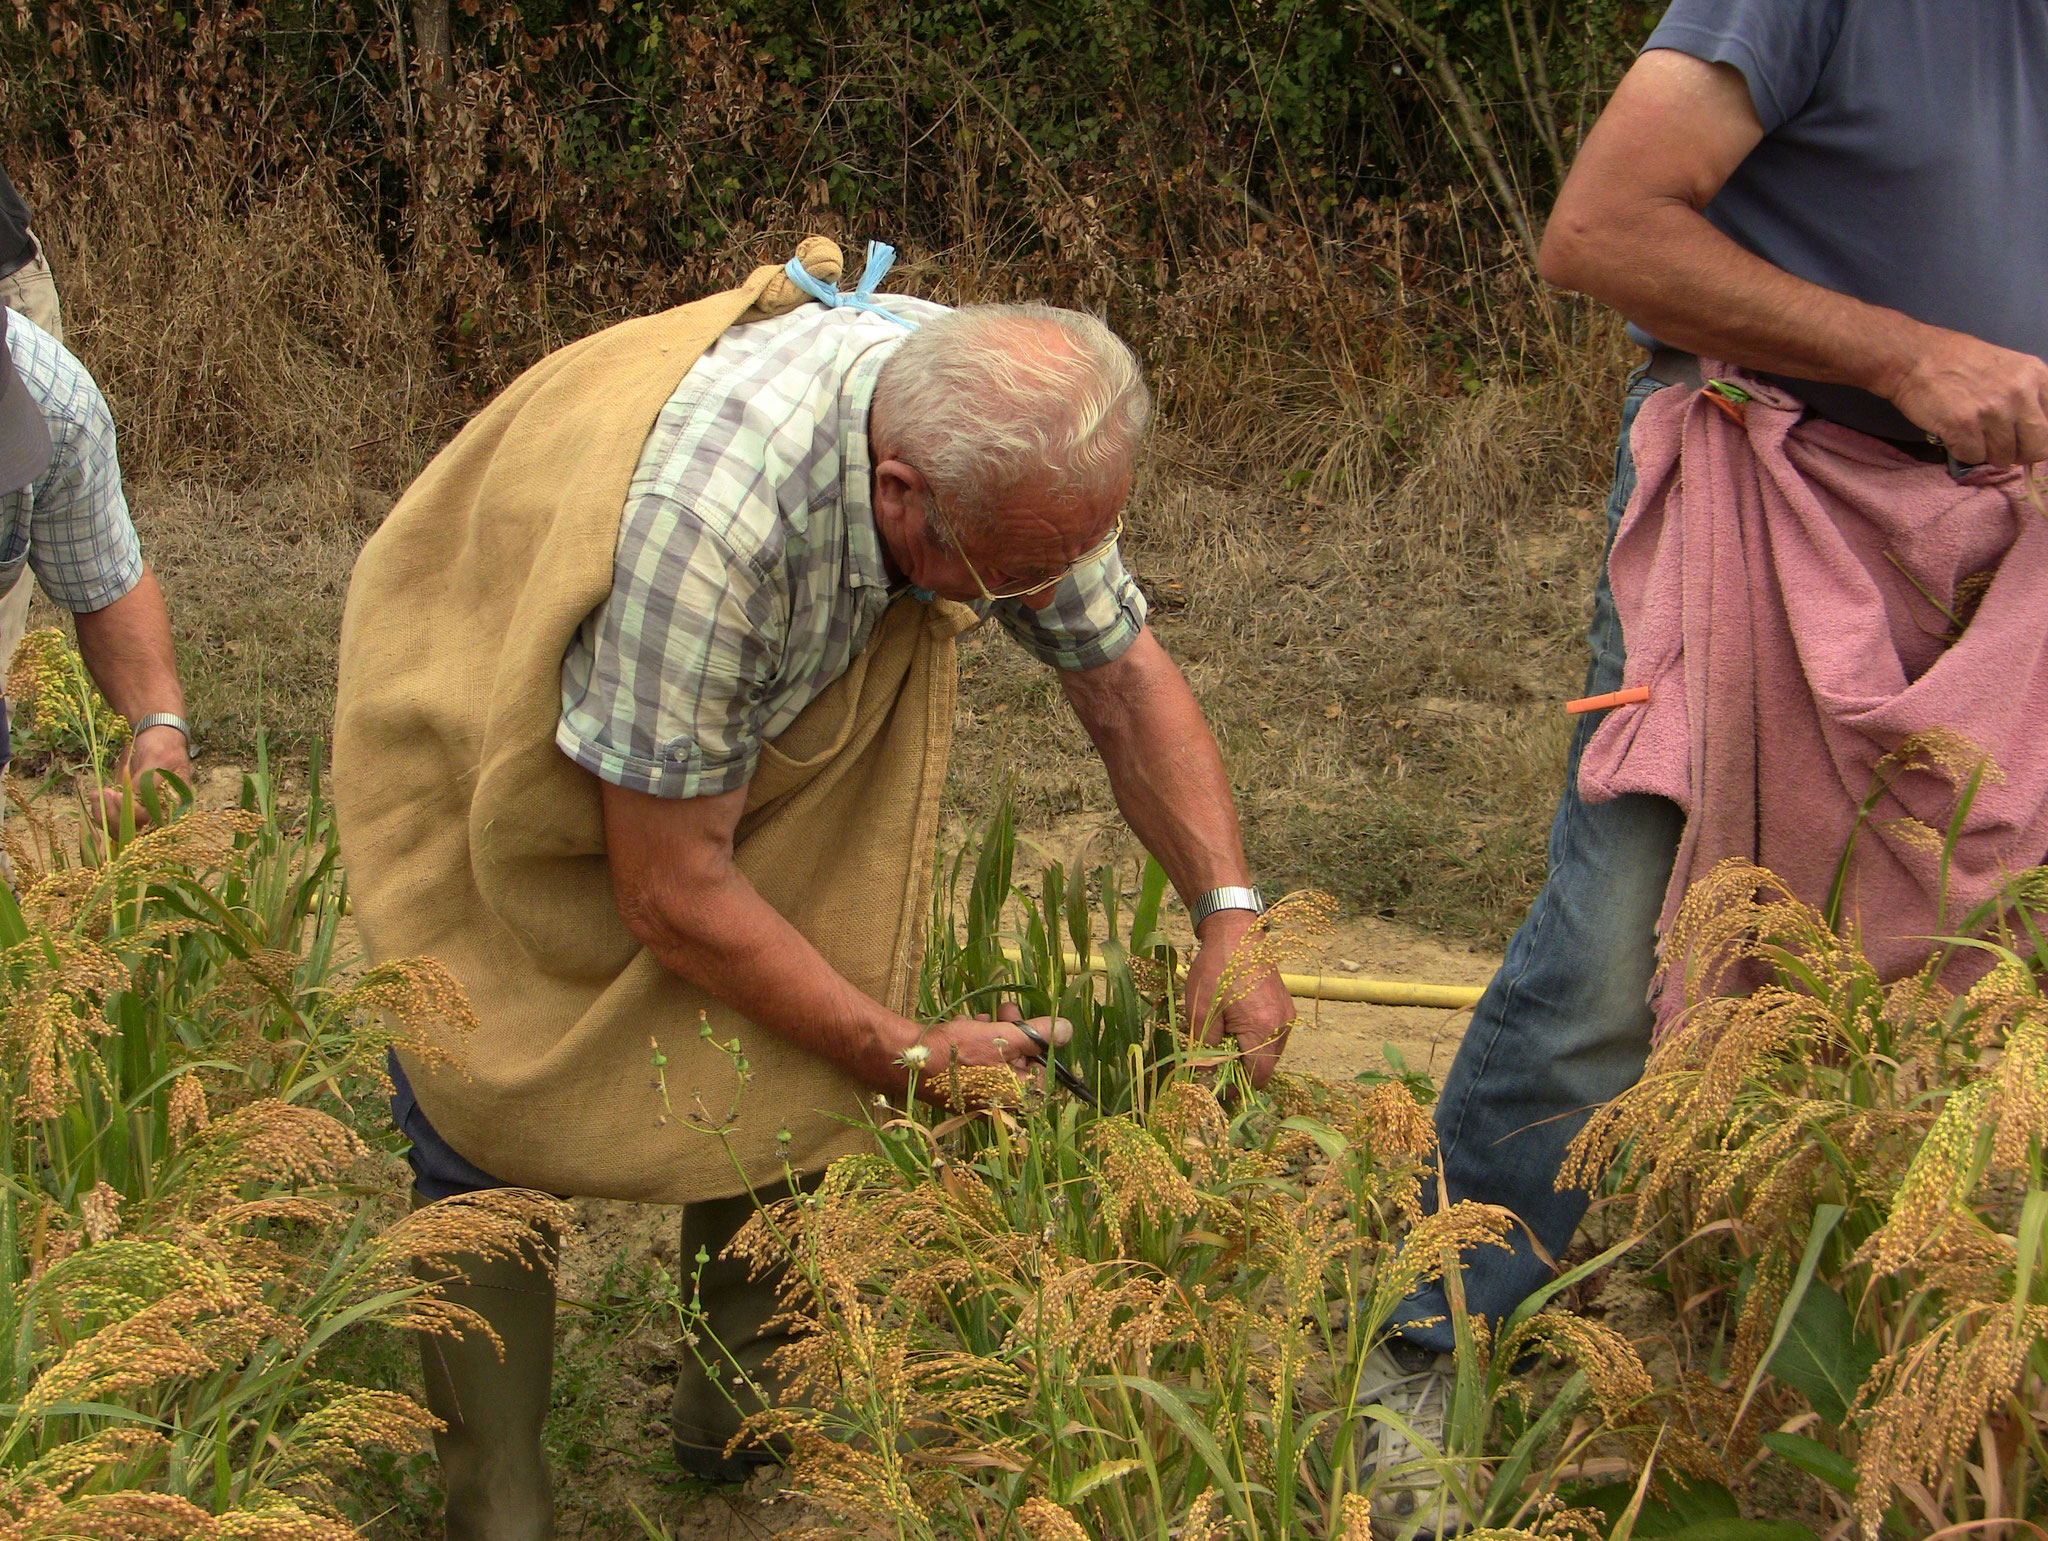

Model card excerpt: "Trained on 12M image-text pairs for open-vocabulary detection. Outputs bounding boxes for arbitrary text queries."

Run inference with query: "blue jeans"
[1392,371,1682,1351]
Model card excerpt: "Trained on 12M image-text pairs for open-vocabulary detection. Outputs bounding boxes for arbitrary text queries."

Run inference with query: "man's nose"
[1017,583,1061,612]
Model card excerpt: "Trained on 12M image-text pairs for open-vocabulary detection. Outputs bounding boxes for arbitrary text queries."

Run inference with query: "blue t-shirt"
[1637,0,2048,440]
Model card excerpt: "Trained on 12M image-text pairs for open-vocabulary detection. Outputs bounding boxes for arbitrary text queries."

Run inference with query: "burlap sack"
[333,240,974,1203]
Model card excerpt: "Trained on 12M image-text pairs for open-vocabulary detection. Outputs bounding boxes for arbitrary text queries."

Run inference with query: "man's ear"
[871,458,926,539]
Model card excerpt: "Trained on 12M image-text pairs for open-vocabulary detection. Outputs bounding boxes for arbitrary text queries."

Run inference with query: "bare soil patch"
[1277,911,1495,1086]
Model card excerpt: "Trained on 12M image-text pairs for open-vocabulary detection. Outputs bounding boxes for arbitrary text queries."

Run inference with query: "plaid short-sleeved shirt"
[0,311,145,612]
[557,298,1150,799]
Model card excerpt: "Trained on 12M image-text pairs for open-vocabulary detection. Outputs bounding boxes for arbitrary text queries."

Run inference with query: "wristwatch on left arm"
[1189,885,1267,929]
[130,712,193,750]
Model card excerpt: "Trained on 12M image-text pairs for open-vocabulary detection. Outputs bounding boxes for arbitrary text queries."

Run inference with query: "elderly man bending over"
[334,243,1291,1540]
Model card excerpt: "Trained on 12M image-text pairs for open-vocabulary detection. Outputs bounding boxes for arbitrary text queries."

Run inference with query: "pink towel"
[1578,364,2048,1021]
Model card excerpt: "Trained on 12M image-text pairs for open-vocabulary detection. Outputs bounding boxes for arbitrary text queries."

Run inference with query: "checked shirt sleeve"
[4,315,144,614]
[993,543,1149,672]
[557,494,788,801]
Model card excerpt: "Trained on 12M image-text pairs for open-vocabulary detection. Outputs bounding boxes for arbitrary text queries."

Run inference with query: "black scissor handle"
[1012,1020,1097,1108]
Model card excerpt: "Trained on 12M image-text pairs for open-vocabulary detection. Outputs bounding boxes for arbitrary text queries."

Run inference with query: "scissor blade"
[1049,1060,1097,1107]
[1014,1022,1097,1108]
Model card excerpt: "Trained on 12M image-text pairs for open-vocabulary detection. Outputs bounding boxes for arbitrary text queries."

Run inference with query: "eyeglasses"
[921,496,1124,602]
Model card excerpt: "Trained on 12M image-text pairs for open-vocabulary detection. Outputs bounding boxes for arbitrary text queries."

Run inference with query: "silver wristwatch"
[1190,885,1267,928]
[130,712,192,748]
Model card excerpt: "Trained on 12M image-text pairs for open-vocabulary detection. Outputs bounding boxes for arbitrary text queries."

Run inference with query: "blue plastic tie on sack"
[783,240,916,329]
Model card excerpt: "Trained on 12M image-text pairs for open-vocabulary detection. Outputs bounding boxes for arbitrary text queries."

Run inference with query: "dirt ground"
[1274,911,1496,1086]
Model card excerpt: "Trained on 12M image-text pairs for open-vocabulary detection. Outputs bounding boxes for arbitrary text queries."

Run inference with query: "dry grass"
[22,147,1627,943]
[36,139,439,488]
[20,144,440,755]
[113,480,377,752]
[24,475,371,757]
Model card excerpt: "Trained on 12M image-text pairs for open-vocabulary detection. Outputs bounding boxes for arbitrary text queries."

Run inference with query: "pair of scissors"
[1011,1019,1097,1108]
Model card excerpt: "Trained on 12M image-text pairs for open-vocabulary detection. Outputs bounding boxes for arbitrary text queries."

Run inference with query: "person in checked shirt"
[361,274,1297,1535]
[0,308,193,834]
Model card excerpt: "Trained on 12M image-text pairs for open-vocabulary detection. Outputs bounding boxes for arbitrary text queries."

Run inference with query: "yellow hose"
[996,945,1484,1010]
[1281,974,1485,1009]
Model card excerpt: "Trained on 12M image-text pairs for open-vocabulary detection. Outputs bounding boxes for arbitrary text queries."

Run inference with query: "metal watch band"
[130,712,192,746]
[1190,885,1267,928]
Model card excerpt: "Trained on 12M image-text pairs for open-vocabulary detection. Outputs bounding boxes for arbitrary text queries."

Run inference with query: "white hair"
[871,303,1151,529]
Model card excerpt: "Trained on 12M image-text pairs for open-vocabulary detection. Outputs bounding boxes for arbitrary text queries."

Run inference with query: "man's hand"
[606,781,1084,1107]
[909,1005,1074,1106]
[1181,909,1295,1088]
[1882,331,2048,468]
[98,722,192,831]
[1058,628,1295,1085]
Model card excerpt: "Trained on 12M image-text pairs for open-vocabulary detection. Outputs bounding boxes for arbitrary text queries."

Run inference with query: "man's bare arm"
[72,567,192,821]
[1539,49,2048,466]
[1058,628,1248,905]
[601,780,1039,1094]
[1058,626,1294,1084]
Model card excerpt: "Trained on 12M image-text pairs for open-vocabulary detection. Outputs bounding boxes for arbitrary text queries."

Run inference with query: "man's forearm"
[1059,628,1251,908]
[1541,203,1922,401]
[602,779,1037,1097]
[602,799,925,1090]
[72,569,185,725]
[1062,629,1289,1056]
[617,859,919,1089]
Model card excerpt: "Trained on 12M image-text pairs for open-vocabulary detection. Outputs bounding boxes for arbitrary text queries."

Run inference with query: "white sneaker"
[1356,1341,1466,1539]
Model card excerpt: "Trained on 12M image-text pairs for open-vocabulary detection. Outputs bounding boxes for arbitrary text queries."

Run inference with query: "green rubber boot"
[671,1183,799,1483]
[413,1191,560,1541]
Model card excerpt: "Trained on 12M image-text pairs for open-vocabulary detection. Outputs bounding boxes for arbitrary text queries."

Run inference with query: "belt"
[1644,346,1704,392]
[1645,347,1949,465]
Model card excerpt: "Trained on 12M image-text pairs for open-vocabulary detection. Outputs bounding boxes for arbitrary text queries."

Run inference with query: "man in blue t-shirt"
[1357,4,2048,1531]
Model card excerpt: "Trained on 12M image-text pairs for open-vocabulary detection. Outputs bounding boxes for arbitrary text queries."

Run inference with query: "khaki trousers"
[0,568,30,869]
[0,568,30,676]
[0,233,62,343]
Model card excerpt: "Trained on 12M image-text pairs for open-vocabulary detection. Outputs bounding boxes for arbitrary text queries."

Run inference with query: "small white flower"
[898,1044,931,1069]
